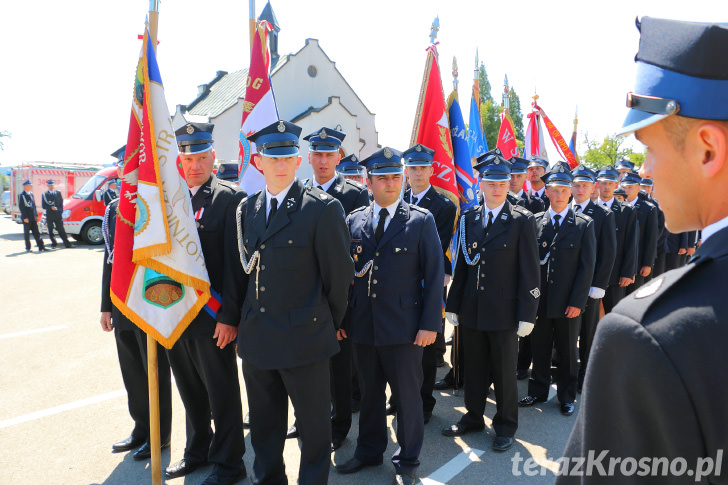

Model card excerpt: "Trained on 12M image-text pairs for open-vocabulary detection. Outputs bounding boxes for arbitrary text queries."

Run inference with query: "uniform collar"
[572,199,589,212]
[701,215,728,244]
[313,174,336,192]
[410,185,431,203]
[482,200,506,222]
[266,179,296,210]
[548,205,569,223]
[599,197,615,209]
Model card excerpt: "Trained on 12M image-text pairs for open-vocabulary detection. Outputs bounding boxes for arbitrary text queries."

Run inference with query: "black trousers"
[602,285,626,314]
[578,297,601,388]
[46,214,70,247]
[528,315,580,404]
[167,339,244,476]
[330,337,352,441]
[354,343,423,476]
[23,219,44,250]
[243,358,331,485]
[115,327,172,444]
[665,253,684,271]
[517,335,532,373]
[460,326,518,438]
[653,252,667,277]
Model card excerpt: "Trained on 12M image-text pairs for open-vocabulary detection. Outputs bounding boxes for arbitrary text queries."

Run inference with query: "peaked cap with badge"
[303,127,346,153]
[403,143,435,167]
[359,147,403,175]
[336,154,365,175]
[175,122,215,154]
[247,120,302,158]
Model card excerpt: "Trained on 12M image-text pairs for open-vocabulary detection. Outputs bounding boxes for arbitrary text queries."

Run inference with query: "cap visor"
[616,109,669,137]
[481,174,511,182]
[260,146,300,158]
[369,167,404,175]
[309,146,339,153]
[404,161,433,167]
[546,180,572,187]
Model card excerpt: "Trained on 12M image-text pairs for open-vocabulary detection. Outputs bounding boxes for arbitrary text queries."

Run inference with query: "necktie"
[574,205,582,212]
[317,185,323,190]
[553,214,562,232]
[485,211,494,233]
[412,196,418,205]
[375,208,389,242]
[267,198,278,227]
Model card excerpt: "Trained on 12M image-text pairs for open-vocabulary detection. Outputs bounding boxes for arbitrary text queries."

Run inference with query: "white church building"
[171,2,379,181]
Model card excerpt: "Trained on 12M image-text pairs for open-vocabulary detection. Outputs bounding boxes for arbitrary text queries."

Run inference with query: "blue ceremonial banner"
[448,95,478,211]
[468,94,488,159]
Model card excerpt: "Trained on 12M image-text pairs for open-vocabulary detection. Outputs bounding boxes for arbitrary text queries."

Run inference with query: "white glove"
[588,287,606,299]
[445,312,459,326]
[517,321,534,337]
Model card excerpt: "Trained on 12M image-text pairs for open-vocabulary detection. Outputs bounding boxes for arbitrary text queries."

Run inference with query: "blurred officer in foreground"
[559,18,728,483]
[398,143,456,422]
[42,179,72,248]
[442,153,539,452]
[100,166,173,461]
[596,166,638,313]
[102,179,119,206]
[234,120,353,485]
[336,147,443,485]
[519,163,595,417]
[18,180,45,252]
[165,122,247,485]
[569,165,616,393]
[621,171,659,291]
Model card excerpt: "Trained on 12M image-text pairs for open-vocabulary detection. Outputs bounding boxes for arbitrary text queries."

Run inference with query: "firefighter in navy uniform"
[640,178,668,277]
[508,156,546,215]
[396,143,457,423]
[233,120,353,485]
[337,154,368,185]
[527,157,550,208]
[569,165,617,393]
[559,18,728,483]
[622,171,659,292]
[284,127,368,449]
[595,166,638,313]
[18,180,45,252]
[336,147,444,485]
[102,179,119,206]
[164,122,247,485]
[100,174,173,461]
[441,153,540,452]
[519,162,596,416]
[42,179,72,248]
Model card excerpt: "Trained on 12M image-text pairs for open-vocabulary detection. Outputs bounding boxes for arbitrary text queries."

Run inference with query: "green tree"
[508,88,524,142]
[582,133,646,169]
[478,62,493,105]
[481,99,500,151]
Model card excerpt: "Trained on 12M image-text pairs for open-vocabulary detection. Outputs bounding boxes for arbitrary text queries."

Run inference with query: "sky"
[1,0,726,166]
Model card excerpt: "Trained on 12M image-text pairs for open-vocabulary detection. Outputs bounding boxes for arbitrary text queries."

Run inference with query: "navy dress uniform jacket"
[42,190,64,213]
[507,191,546,215]
[234,179,354,370]
[306,173,369,215]
[581,201,617,290]
[346,201,444,346]
[558,227,728,484]
[536,210,597,317]
[405,186,457,274]
[606,200,639,284]
[446,201,540,329]
[632,198,659,269]
[18,191,38,221]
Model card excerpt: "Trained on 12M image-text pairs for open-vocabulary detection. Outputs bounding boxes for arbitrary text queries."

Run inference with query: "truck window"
[73,174,108,199]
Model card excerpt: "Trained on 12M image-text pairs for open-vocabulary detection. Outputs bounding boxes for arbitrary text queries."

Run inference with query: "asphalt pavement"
[0,213,576,484]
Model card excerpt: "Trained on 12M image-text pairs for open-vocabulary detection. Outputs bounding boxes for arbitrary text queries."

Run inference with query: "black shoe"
[165,458,206,478]
[423,411,432,424]
[132,440,170,460]
[441,422,484,437]
[112,435,145,452]
[286,424,299,439]
[493,436,514,451]
[516,369,529,380]
[200,468,247,485]
[51,244,58,248]
[26,248,32,252]
[433,378,454,390]
[435,357,447,367]
[518,395,547,407]
[395,472,418,485]
[385,402,396,416]
[560,402,575,416]
[351,400,361,413]
[336,457,383,474]
[64,243,73,248]
[331,436,345,451]
[243,412,250,428]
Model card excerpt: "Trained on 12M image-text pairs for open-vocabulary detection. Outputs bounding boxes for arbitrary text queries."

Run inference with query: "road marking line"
[420,447,485,484]
[0,389,126,429]
[0,325,68,339]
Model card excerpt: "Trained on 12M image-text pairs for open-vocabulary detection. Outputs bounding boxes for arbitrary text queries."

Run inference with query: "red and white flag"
[524,109,548,160]
[237,20,279,195]
[111,27,210,349]
[496,111,520,159]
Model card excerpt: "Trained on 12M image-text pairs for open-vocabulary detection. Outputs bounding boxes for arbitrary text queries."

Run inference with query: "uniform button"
[503,244,507,247]
[372,279,377,284]
[260,265,266,270]
[479,286,485,290]
[260,244,266,249]
[313,317,317,322]
[260,286,266,292]
[481,261,485,265]
[373,266,378,270]
[549,280,554,284]
[260,307,266,312]
[375,251,380,257]
[288,240,293,244]
[372,293,377,298]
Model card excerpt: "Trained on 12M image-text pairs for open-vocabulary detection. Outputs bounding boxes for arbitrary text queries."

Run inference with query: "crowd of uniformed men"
[97,109,701,485]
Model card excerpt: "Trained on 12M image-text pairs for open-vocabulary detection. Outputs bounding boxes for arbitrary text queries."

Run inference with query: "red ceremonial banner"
[534,103,578,168]
[496,112,520,158]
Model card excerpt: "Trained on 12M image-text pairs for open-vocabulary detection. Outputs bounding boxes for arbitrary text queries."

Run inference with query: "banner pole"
[147,3,162,485]
[249,0,256,55]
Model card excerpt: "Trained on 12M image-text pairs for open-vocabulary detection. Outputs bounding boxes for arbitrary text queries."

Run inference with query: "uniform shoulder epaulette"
[511,204,531,216]
[305,185,331,203]
[575,211,593,223]
[241,189,262,206]
[436,191,456,207]
[217,179,240,192]
[349,205,368,216]
[344,178,366,190]
[461,205,480,216]
[534,210,547,218]
[409,204,429,215]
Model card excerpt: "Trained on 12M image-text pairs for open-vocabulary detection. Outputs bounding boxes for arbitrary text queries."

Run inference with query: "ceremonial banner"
[111,28,211,349]
[534,103,578,168]
[496,111,520,158]
[447,92,478,211]
[467,92,488,160]
[410,44,459,207]
[524,109,548,160]
[238,20,279,194]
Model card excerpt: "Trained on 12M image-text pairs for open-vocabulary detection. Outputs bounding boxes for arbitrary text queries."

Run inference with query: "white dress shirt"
[701,215,728,244]
[314,175,336,192]
[410,185,431,205]
[266,180,296,218]
[482,201,506,228]
[372,200,400,231]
